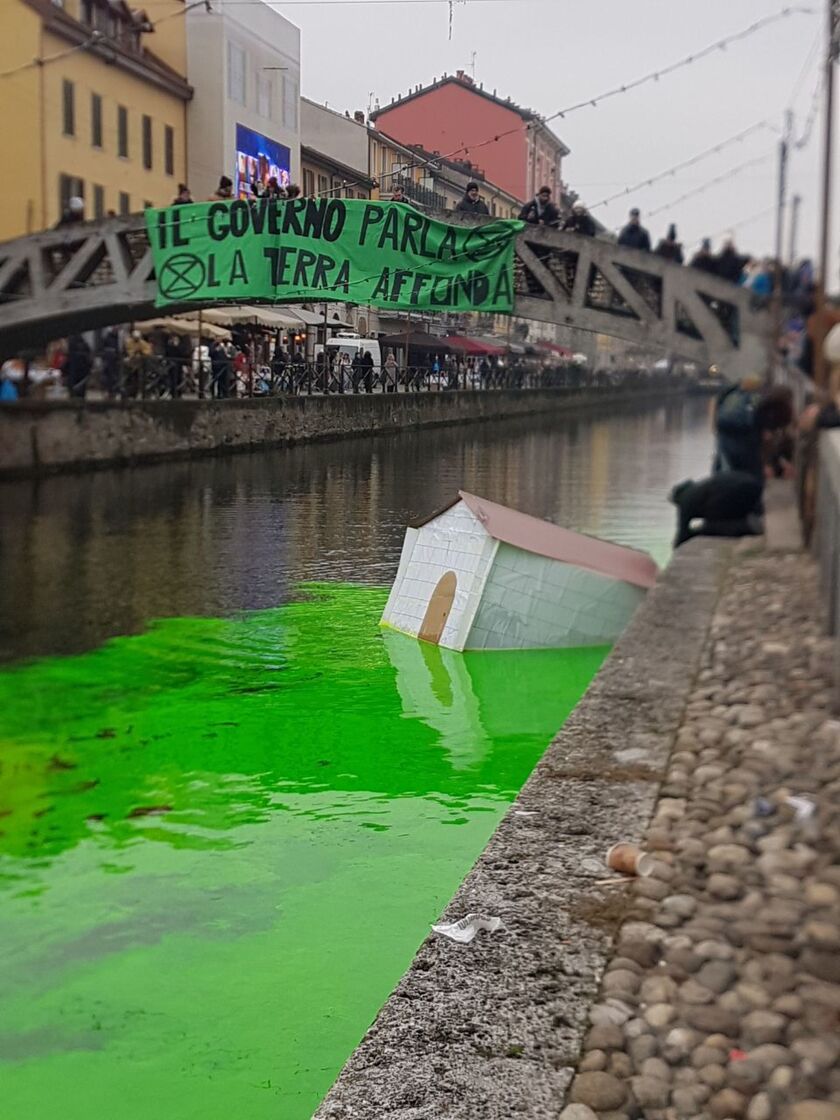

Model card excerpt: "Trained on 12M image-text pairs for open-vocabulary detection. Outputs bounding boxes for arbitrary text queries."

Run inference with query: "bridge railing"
[9,354,684,403]
[0,212,770,378]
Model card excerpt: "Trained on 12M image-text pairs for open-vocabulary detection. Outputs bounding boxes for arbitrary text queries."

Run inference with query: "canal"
[0,397,712,1120]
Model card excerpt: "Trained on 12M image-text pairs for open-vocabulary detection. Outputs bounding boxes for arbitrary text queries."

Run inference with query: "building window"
[302,168,314,196]
[257,71,271,119]
[93,184,105,218]
[118,191,130,215]
[317,174,328,196]
[164,125,174,175]
[59,174,84,214]
[346,188,354,199]
[62,79,75,136]
[227,41,246,105]
[117,105,128,157]
[282,74,297,130]
[91,93,102,148]
[142,115,152,169]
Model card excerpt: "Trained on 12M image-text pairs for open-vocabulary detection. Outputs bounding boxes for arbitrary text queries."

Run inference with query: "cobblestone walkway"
[566,552,840,1120]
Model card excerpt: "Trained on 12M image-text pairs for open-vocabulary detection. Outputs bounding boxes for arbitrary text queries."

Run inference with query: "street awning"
[536,341,574,358]
[379,332,451,351]
[201,305,302,329]
[442,334,506,356]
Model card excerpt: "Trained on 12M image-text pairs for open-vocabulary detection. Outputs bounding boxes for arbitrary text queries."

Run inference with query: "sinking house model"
[381,491,659,651]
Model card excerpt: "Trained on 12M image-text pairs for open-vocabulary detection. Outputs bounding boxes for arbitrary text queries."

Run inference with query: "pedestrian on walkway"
[100,326,121,398]
[64,334,92,398]
[655,223,684,264]
[361,349,375,393]
[617,208,651,251]
[455,182,490,216]
[383,351,398,393]
[519,187,560,228]
[390,185,409,205]
[172,184,193,206]
[561,201,596,236]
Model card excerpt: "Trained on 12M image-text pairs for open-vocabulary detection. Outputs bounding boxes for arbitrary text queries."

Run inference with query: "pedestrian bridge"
[0,214,770,376]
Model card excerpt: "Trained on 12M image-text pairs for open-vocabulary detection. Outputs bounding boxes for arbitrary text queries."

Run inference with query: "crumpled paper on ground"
[431,913,503,944]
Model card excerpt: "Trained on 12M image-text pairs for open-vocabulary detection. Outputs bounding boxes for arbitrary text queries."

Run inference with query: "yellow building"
[0,0,191,242]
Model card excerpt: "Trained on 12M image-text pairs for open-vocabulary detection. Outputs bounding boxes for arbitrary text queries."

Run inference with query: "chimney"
[455,69,464,80]
[354,110,365,124]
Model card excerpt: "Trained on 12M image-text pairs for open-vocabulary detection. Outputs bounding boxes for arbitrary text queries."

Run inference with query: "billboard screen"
[235,123,291,199]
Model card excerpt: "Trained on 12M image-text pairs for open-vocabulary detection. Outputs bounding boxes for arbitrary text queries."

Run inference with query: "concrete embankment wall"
[314,538,730,1120]
[0,387,681,478]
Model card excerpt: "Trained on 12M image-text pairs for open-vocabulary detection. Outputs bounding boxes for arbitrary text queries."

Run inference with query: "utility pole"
[788,193,802,265]
[815,0,839,387]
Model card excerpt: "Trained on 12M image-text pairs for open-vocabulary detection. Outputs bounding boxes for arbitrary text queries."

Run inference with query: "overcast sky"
[269,0,836,278]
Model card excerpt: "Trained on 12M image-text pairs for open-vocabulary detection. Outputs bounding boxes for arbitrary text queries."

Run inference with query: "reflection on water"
[0,585,607,1120]
[0,397,713,663]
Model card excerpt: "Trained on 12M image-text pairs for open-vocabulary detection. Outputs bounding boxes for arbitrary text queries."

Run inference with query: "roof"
[300,145,374,188]
[22,0,193,100]
[372,74,570,157]
[415,492,659,590]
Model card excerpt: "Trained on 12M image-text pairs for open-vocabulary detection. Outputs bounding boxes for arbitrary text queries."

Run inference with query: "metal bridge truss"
[0,216,769,375]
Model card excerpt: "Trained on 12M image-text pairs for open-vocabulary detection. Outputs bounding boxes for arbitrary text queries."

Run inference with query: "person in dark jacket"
[617,208,651,251]
[715,238,750,284]
[690,238,718,275]
[519,186,560,228]
[561,201,596,236]
[655,223,684,263]
[455,182,490,216]
[361,350,375,393]
[670,472,764,547]
[64,334,92,399]
[100,326,121,398]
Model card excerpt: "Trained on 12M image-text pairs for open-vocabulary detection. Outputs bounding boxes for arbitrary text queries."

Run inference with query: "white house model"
[381,491,659,651]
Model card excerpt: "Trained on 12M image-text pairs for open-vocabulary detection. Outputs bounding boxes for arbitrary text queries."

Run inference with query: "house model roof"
[418,492,659,590]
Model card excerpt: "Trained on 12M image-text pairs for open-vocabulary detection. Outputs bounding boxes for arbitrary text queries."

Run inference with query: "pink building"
[370,71,569,205]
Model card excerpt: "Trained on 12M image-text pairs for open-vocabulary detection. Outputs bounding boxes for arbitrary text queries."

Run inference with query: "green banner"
[145,199,523,314]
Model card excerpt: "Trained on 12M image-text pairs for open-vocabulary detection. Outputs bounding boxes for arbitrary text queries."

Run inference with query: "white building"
[186,2,300,201]
[382,492,658,652]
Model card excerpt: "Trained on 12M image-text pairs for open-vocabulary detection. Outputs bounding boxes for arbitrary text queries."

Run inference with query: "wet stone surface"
[572,551,840,1120]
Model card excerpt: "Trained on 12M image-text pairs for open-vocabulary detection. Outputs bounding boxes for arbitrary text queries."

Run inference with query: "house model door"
[418,572,457,645]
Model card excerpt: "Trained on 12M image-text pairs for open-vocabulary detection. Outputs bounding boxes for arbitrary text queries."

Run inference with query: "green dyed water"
[0,584,607,1120]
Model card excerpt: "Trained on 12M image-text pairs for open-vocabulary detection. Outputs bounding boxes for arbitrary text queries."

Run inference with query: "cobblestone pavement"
[565,551,840,1120]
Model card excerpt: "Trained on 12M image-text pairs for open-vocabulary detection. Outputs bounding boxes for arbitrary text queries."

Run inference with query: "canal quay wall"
[0,385,687,478]
[315,537,731,1120]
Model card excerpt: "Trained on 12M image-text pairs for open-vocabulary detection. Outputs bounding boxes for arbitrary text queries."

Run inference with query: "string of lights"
[319,6,813,199]
[589,121,779,210]
[636,153,775,224]
[794,72,824,148]
[709,205,777,239]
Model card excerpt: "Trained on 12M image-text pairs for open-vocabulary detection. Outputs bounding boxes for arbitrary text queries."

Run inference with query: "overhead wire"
[589,121,779,210]
[638,153,775,224]
[319,6,814,198]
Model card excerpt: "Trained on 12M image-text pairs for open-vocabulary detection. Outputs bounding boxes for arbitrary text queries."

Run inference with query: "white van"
[315,334,382,375]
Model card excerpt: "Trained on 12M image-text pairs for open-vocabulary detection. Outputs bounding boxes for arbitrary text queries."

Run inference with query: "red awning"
[536,341,574,358]
[442,335,506,356]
